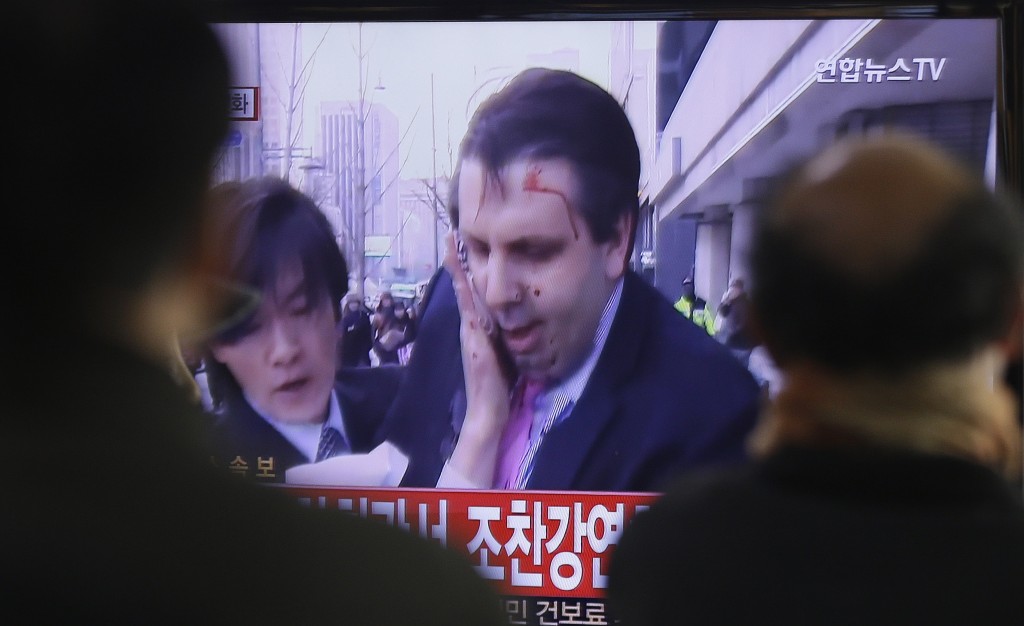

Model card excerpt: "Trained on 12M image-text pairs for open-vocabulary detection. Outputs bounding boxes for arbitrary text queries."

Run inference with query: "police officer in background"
[674,274,716,335]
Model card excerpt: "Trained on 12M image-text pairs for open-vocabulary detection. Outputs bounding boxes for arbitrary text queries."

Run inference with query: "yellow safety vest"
[674,296,716,336]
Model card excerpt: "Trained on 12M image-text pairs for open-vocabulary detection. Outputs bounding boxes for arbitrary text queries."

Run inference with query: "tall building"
[317,101,401,285]
[609,22,657,280]
[396,176,450,283]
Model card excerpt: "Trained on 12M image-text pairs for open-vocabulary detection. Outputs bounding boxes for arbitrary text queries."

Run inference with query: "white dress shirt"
[244,389,348,463]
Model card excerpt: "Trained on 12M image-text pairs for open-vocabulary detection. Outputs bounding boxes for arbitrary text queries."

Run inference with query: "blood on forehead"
[523,163,580,240]
[469,161,581,241]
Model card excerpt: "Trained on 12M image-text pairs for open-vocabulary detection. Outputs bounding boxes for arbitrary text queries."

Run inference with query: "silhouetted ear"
[603,210,635,281]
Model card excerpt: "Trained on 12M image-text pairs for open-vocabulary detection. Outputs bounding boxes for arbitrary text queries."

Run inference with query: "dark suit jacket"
[211,365,403,481]
[3,334,506,624]
[608,445,1024,625]
[383,269,760,492]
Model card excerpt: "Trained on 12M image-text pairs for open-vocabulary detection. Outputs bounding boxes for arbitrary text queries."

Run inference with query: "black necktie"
[315,424,349,462]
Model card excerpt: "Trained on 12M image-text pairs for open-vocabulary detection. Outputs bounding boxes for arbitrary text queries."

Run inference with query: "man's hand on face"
[443,231,515,487]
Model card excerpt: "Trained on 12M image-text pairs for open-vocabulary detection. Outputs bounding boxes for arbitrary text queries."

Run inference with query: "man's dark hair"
[208,177,349,345]
[751,175,1024,374]
[9,0,230,337]
[449,68,641,245]
[204,178,348,409]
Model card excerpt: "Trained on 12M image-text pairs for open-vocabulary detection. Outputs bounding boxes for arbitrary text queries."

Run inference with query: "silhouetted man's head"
[10,0,230,343]
[750,133,1023,374]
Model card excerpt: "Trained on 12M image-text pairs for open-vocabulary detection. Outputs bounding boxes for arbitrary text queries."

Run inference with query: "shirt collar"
[245,388,345,463]
[515,277,625,487]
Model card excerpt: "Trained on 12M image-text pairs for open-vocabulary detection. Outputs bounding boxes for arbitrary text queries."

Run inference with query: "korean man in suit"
[203,177,402,481]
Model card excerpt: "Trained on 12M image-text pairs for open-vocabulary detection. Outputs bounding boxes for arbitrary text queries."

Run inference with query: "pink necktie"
[493,379,544,489]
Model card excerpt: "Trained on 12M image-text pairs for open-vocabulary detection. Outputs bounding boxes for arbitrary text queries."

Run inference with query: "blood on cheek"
[527,286,557,360]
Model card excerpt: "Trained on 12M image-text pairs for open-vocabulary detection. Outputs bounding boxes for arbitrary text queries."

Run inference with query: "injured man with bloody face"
[379,67,762,492]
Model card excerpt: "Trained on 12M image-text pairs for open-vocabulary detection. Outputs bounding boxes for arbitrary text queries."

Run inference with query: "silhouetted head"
[751,132,1023,374]
[9,0,231,345]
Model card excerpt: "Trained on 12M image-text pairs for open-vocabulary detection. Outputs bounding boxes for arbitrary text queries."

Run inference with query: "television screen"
[200,6,1019,621]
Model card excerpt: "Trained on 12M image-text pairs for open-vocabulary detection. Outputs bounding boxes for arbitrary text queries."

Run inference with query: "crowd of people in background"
[336,290,420,368]
[338,293,374,367]
[370,291,418,365]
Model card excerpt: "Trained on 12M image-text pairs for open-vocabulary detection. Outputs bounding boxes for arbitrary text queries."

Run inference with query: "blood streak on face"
[523,164,580,240]
[457,158,623,380]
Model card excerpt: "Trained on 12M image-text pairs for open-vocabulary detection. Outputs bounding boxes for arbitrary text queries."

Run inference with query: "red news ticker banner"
[275,486,660,598]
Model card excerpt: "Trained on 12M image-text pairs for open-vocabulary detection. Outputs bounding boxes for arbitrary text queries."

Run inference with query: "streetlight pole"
[354,23,367,299]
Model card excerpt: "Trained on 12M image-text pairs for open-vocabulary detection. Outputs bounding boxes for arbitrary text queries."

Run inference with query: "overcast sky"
[278,21,658,179]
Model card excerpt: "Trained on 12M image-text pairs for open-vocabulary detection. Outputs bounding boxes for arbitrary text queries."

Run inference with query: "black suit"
[3,336,505,624]
[210,365,403,480]
[609,445,1024,626]
[383,269,761,491]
